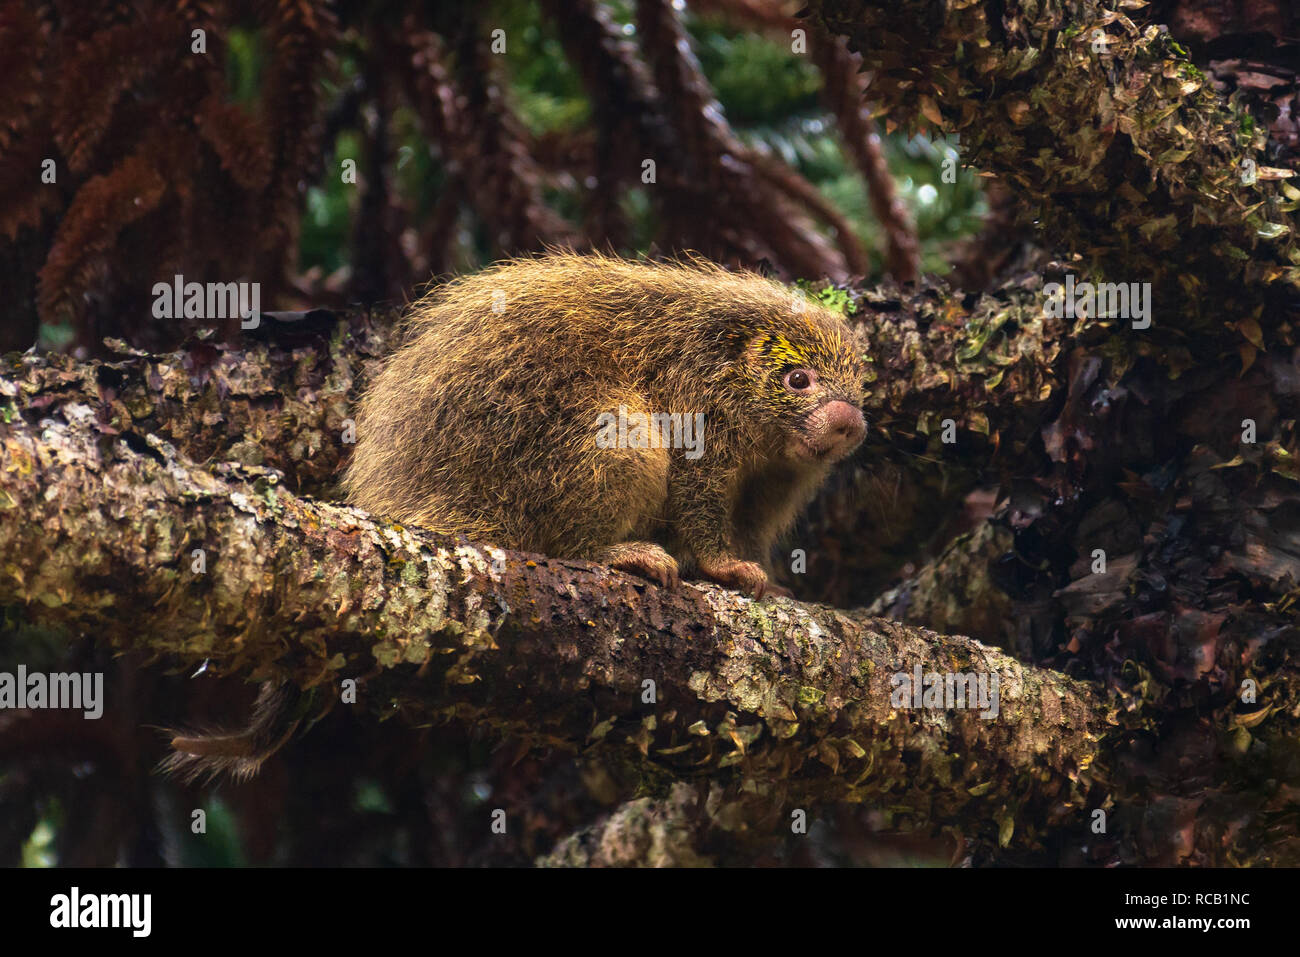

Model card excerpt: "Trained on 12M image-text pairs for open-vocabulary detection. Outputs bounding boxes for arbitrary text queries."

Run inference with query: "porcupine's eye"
[783,368,816,393]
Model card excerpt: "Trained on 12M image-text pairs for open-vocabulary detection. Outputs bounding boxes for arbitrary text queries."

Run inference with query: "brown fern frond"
[400,22,462,145]
[810,27,919,281]
[538,0,669,247]
[739,181,847,280]
[172,0,221,29]
[632,0,765,266]
[36,148,167,324]
[188,135,264,286]
[0,3,46,152]
[52,21,165,173]
[634,0,725,180]
[751,150,871,276]
[119,132,201,295]
[540,0,744,261]
[692,0,919,281]
[260,0,337,277]
[450,10,578,252]
[397,24,470,269]
[14,0,309,346]
[348,27,413,304]
[171,0,232,109]
[51,0,135,32]
[0,115,60,241]
[196,93,274,192]
[635,0,845,279]
[398,15,575,255]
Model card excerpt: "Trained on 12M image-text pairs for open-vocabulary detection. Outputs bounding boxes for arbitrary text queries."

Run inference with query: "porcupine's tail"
[159,682,308,784]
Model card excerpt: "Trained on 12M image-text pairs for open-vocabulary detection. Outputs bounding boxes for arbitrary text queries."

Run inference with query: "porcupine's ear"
[158,682,320,784]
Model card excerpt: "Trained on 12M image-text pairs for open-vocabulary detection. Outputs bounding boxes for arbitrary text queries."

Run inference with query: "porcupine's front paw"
[696,556,770,598]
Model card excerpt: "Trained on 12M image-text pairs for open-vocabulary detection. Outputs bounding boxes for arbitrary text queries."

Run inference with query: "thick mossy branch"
[813,0,1300,333]
[0,314,394,498]
[0,374,1109,853]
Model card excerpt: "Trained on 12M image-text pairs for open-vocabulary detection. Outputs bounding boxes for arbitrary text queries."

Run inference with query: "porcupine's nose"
[822,400,866,455]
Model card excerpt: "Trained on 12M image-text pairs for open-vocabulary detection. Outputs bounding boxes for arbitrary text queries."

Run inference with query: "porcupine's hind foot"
[695,556,769,598]
[594,541,680,588]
